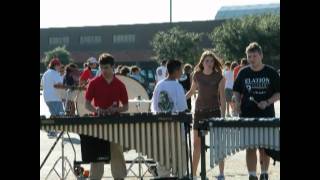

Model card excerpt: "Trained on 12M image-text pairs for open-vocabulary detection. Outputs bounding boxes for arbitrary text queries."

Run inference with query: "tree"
[43,46,73,66]
[150,26,202,65]
[209,14,280,68]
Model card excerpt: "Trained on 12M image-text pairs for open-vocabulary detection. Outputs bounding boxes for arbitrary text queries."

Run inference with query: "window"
[49,36,69,46]
[80,35,102,45]
[113,34,135,44]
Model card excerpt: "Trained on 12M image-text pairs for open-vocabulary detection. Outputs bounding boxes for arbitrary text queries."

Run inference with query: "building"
[215,3,280,20]
[40,20,225,71]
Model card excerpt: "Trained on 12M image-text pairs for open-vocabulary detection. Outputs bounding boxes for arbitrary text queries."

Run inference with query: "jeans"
[46,101,64,116]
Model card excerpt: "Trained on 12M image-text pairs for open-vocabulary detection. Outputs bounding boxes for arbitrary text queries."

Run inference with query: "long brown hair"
[194,50,223,75]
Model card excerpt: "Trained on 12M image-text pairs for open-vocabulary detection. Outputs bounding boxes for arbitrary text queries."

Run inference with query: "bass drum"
[75,75,150,116]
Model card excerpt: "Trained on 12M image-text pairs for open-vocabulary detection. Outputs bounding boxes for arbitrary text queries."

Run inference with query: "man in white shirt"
[151,59,188,177]
[155,60,168,84]
[41,58,64,137]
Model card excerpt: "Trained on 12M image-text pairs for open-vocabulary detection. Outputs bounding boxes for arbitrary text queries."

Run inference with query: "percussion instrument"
[198,117,280,180]
[40,113,193,178]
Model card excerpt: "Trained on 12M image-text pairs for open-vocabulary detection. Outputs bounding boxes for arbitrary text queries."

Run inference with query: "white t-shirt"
[155,66,167,82]
[224,70,234,89]
[151,79,187,113]
[41,69,63,102]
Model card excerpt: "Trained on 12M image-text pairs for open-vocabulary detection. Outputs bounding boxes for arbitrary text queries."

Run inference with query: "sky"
[40,0,280,28]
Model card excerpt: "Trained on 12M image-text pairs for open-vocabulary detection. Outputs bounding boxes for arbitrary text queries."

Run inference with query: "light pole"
[170,0,172,23]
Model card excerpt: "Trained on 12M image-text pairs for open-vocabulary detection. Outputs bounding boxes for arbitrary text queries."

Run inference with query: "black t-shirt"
[179,73,191,92]
[233,65,280,117]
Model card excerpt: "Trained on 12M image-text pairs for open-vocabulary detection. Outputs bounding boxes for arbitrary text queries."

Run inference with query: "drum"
[75,75,151,116]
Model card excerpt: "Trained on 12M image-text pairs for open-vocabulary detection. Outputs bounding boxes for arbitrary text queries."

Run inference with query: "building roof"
[215,3,280,20]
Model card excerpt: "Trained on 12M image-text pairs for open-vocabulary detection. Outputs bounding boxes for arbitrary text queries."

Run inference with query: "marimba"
[40,113,193,178]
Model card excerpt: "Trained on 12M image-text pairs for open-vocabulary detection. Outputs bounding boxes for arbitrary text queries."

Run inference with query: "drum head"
[75,75,150,116]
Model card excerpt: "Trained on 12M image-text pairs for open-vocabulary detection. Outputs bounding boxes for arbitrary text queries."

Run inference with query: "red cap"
[50,58,61,66]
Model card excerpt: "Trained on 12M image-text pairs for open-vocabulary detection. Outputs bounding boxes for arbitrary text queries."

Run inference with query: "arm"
[267,93,280,105]
[267,71,280,105]
[53,73,65,89]
[178,85,188,112]
[85,100,98,113]
[219,77,226,117]
[150,85,159,112]
[111,83,129,113]
[186,79,197,99]
[257,70,280,110]
[84,80,99,114]
[257,92,280,110]
[53,84,65,89]
[79,80,88,87]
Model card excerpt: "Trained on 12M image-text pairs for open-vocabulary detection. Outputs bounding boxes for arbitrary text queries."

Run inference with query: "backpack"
[265,149,280,165]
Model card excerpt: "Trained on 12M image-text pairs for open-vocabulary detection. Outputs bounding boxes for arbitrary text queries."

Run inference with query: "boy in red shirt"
[81,53,128,180]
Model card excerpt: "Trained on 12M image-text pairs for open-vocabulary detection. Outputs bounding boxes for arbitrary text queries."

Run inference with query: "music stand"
[43,131,77,180]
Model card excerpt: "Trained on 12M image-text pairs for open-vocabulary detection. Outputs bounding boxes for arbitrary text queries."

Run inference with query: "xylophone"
[40,113,193,178]
[198,117,280,180]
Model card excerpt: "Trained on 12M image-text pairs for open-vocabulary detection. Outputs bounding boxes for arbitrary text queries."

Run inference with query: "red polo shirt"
[85,75,128,109]
[80,68,94,82]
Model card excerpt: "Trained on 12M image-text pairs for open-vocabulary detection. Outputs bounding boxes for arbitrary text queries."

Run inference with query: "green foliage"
[209,14,280,67]
[44,46,73,66]
[151,26,203,65]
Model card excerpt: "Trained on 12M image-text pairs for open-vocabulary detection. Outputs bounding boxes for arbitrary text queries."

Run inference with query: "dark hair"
[224,61,231,67]
[65,63,78,75]
[246,42,263,55]
[131,65,140,73]
[167,59,182,75]
[184,63,193,74]
[99,53,114,66]
[231,61,238,70]
[240,58,248,66]
[161,60,167,66]
[120,66,130,76]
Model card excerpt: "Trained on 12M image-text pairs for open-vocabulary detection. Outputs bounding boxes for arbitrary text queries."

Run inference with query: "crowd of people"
[41,41,280,180]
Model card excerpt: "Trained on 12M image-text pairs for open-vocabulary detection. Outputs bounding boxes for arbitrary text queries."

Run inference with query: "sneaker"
[47,130,57,138]
[148,165,158,177]
[260,173,269,180]
[217,175,225,180]
[249,175,258,180]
